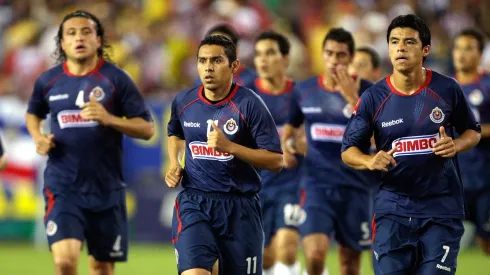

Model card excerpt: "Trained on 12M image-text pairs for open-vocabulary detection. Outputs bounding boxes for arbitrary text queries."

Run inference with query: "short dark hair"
[54,10,112,63]
[205,24,239,45]
[356,46,381,69]
[322,28,355,55]
[387,14,431,47]
[198,35,237,66]
[456,28,485,53]
[255,31,291,56]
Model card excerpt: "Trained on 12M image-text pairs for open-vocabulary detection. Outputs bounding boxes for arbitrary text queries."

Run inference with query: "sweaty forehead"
[323,40,349,53]
[63,17,97,30]
[198,45,226,58]
[389,27,420,40]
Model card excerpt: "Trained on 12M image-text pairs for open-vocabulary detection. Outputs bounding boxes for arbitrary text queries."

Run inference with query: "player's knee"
[89,259,114,275]
[339,246,361,275]
[276,235,299,264]
[53,255,78,273]
[263,245,276,269]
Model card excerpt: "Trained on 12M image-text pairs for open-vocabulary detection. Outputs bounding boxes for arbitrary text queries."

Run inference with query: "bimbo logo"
[391,133,440,157]
[189,141,234,161]
[57,110,98,129]
[310,123,345,143]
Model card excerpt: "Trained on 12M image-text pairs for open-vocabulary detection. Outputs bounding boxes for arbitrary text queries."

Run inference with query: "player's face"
[322,40,352,75]
[197,45,238,91]
[453,35,481,73]
[254,39,288,79]
[388,27,430,73]
[61,17,101,62]
[349,51,376,82]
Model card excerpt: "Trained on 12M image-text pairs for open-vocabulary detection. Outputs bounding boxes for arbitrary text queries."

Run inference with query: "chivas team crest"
[223,118,238,135]
[429,107,445,123]
[90,86,105,101]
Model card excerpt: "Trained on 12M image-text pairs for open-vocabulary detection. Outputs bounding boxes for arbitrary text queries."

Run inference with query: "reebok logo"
[184,121,200,128]
[436,264,451,272]
[382,118,403,128]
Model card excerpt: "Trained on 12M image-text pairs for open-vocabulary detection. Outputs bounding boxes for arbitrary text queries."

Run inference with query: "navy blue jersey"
[342,69,481,219]
[288,75,373,190]
[193,65,256,88]
[27,59,152,194]
[457,72,490,191]
[249,78,303,190]
[168,84,282,193]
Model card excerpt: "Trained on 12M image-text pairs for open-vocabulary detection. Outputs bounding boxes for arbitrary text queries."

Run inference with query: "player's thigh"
[51,239,83,267]
[218,195,264,275]
[260,192,277,248]
[272,191,303,250]
[85,192,128,263]
[334,189,372,252]
[299,187,335,237]
[372,214,416,275]
[43,187,85,253]
[417,218,464,275]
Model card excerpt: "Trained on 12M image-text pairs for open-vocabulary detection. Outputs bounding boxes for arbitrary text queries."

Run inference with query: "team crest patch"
[469,89,483,106]
[430,107,445,123]
[46,220,57,236]
[342,104,353,118]
[90,86,105,101]
[223,118,238,135]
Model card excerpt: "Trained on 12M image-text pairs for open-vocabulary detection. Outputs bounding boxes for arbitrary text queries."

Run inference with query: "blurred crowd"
[0,0,489,102]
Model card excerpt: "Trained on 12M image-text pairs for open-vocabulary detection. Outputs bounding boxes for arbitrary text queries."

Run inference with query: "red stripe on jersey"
[371,213,376,243]
[171,198,183,243]
[299,188,306,207]
[178,98,199,117]
[229,100,248,127]
[373,93,392,121]
[44,187,55,223]
[43,73,65,96]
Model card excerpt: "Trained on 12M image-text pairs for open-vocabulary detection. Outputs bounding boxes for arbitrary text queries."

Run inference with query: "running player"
[284,28,374,275]
[453,28,490,256]
[166,35,283,275]
[251,31,305,275]
[342,14,481,274]
[349,46,382,83]
[25,10,153,275]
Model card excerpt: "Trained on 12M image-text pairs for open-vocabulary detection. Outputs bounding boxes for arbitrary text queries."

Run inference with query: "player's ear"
[231,59,240,74]
[422,45,431,59]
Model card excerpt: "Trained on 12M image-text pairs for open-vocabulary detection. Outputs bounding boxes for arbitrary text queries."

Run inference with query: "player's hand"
[283,151,298,168]
[80,94,112,125]
[34,133,55,155]
[332,65,360,106]
[433,126,457,158]
[207,121,232,153]
[165,165,183,188]
[284,138,297,154]
[366,147,396,172]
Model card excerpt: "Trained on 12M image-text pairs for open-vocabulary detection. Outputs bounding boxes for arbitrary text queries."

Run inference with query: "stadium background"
[0,0,489,274]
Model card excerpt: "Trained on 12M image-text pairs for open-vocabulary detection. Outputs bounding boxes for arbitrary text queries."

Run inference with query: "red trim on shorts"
[371,213,376,243]
[44,187,55,223]
[171,198,183,243]
[299,188,306,207]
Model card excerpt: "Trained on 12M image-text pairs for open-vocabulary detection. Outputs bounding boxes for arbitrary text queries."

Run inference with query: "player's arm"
[283,86,305,161]
[433,82,481,157]
[480,124,490,137]
[0,138,6,171]
[341,93,396,172]
[165,99,185,188]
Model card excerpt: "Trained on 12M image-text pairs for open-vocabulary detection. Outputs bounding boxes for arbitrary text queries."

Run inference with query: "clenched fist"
[207,121,232,153]
[366,147,396,172]
[165,165,183,188]
[80,94,112,125]
[34,133,56,155]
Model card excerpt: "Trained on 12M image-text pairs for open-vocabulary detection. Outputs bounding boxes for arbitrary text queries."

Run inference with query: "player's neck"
[391,67,427,95]
[204,81,233,101]
[456,69,480,85]
[259,75,288,94]
[65,55,100,76]
[322,73,337,90]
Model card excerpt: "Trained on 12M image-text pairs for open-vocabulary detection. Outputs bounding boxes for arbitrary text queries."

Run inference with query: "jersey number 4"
[75,90,85,108]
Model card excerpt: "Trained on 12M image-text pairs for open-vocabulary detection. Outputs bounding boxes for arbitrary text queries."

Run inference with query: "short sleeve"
[450,81,481,134]
[287,87,304,127]
[117,72,152,121]
[27,77,49,118]
[167,98,185,139]
[248,97,282,153]
[341,91,375,153]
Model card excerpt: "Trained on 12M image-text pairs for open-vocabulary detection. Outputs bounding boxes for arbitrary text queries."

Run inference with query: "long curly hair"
[54,10,112,64]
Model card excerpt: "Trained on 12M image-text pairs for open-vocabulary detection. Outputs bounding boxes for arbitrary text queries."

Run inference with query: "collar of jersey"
[255,78,293,96]
[198,84,239,106]
[386,69,432,97]
[63,58,105,77]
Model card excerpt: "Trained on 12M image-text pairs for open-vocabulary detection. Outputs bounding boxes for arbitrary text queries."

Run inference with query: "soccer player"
[193,24,256,88]
[341,14,481,275]
[25,10,153,275]
[349,46,382,83]
[453,28,490,256]
[283,28,374,275]
[250,31,305,275]
[166,35,283,275]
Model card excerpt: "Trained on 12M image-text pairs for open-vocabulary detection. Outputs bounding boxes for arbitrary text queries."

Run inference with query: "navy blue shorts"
[464,189,490,239]
[43,187,128,262]
[172,188,264,274]
[260,188,304,247]
[299,186,372,251]
[372,214,464,275]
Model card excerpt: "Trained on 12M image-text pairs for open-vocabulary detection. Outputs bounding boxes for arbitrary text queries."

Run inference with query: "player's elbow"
[140,122,154,140]
[341,149,355,168]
